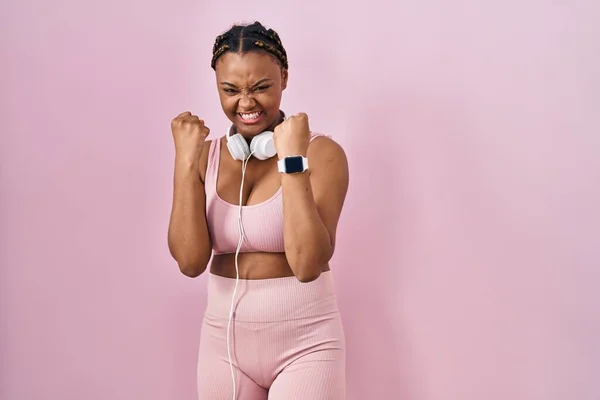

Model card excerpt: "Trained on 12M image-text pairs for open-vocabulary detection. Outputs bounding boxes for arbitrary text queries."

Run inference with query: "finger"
[183,115,201,124]
[176,111,192,119]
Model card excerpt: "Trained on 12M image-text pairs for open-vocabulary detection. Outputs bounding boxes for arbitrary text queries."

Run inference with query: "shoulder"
[308,133,348,167]
[307,133,349,185]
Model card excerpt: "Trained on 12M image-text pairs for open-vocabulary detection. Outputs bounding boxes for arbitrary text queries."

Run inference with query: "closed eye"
[221,84,270,94]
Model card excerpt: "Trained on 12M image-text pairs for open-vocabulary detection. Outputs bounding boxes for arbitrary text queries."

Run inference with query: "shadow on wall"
[332,100,425,400]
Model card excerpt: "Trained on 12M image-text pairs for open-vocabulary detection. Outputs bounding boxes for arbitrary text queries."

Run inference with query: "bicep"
[309,138,350,247]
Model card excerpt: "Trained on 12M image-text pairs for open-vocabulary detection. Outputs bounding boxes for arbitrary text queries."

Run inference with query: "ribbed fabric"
[205,132,328,255]
[197,272,346,399]
[205,270,340,322]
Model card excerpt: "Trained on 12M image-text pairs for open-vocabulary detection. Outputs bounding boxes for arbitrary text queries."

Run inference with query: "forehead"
[215,51,281,84]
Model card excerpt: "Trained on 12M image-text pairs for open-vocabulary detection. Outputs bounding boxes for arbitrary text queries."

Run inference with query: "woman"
[168,21,349,400]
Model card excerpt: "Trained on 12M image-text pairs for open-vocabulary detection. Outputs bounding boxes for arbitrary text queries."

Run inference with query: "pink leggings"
[196,271,346,399]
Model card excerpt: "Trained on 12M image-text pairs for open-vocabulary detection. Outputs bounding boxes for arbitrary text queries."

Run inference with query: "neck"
[267,110,285,132]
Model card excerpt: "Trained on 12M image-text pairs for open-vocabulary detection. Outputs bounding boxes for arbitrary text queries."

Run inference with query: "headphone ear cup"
[227,133,250,161]
[250,131,276,160]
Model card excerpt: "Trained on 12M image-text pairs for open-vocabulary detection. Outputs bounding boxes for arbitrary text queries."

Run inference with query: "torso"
[199,136,330,280]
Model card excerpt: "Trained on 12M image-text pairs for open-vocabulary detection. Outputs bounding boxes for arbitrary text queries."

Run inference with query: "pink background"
[1,0,599,399]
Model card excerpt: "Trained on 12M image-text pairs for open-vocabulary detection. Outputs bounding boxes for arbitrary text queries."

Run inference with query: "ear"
[281,69,288,90]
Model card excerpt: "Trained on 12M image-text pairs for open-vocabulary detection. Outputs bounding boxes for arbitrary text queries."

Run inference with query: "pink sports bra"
[205,132,327,255]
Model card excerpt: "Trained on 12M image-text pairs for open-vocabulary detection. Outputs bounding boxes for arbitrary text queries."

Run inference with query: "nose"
[238,92,256,109]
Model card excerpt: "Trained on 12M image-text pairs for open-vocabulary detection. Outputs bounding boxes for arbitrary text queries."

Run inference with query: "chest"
[216,143,282,206]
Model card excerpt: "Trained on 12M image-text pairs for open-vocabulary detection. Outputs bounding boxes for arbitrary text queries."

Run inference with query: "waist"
[210,252,306,279]
[205,270,340,322]
[210,252,332,280]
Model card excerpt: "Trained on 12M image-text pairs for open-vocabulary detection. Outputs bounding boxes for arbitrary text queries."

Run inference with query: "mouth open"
[237,111,263,124]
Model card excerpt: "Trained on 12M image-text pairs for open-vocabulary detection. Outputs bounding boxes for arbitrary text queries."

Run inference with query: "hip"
[204,269,341,322]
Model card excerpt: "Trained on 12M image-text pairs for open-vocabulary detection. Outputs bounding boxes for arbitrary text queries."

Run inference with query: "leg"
[197,362,266,400]
[268,350,346,400]
[197,316,267,400]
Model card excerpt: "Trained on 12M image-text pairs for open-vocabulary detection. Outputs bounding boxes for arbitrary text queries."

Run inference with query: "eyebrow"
[220,78,273,88]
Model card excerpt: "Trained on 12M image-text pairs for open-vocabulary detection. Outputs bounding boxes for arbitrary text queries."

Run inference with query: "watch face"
[284,156,305,173]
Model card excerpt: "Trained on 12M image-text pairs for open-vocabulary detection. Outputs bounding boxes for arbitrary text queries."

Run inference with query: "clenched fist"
[171,111,210,164]
[273,112,311,159]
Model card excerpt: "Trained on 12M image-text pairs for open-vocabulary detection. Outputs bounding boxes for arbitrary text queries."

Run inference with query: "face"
[215,51,288,138]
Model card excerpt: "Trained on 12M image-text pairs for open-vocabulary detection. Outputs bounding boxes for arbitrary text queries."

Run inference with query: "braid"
[211,21,289,70]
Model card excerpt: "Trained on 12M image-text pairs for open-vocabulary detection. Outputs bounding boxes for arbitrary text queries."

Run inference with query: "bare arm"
[281,137,349,282]
[167,112,212,277]
[167,157,212,277]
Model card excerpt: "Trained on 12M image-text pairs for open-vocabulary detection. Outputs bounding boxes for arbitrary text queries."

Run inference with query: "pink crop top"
[204,132,327,255]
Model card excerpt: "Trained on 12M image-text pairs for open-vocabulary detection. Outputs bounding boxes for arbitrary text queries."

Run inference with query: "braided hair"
[211,21,288,71]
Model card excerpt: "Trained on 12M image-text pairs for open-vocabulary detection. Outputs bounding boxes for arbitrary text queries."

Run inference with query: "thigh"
[197,317,267,400]
[197,362,266,400]
[267,349,346,400]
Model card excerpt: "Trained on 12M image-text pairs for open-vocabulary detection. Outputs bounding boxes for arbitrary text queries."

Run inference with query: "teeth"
[240,112,261,120]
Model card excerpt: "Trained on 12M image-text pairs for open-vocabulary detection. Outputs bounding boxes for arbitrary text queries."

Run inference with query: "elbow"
[178,261,207,278]
[179,263,206,278]
[288,253,327,283]
[168,240,211,278]
[175,254,210,278]
[295,269,321,283]
[286,239,333,283]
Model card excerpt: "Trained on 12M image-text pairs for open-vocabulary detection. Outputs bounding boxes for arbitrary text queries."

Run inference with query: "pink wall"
[1,1,599,399]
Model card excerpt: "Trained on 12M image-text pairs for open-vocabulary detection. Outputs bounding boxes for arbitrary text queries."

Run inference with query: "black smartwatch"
[277,156,309,174]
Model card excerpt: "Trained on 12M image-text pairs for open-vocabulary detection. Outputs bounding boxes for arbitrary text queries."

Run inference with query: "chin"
[233,124,262,137]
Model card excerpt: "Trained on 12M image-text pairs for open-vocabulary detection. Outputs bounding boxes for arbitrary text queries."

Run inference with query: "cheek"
[258,91,282,108]
[219,94,237,111]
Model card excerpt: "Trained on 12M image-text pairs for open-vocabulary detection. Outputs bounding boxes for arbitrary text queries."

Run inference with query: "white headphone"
[226,129,276,161]
[225,110,285,161]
